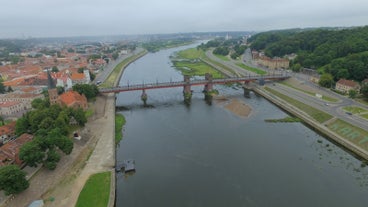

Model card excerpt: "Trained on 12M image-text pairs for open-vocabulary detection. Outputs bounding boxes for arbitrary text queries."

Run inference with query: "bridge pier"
[203,73,215,105]
[243,81,251,98]
[141,89,148,106]
[183,75,192,105]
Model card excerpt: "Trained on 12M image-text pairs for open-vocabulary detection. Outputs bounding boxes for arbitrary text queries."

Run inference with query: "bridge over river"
[99,73,290,104]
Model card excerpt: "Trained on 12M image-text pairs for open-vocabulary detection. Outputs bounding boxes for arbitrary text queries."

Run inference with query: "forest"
[249,26,368,82]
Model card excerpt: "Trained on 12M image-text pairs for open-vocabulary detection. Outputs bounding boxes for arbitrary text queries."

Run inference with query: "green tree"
[0,79,5,94]
[361,84,368,99]
[319,73,334,88]
[348,90,357,99]
[112,52,119,60]
[19,141,45,167]
[44,149,61,170]
[78,67,85,73]
[0,115,4,125]
[51,66,59,72]
[31,98,49,110]
[15,115,30,135]
[0,165,29,195]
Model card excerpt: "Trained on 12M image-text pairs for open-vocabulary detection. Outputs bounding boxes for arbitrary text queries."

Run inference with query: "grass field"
[327,119,368,151]
[176,48,205,59]
[342,106,368,114]
[362,113,368,119]
[280,82,338,102]
[115,113,126,144]
[265,87,333,123]
[235,63,267,75]
[214,54,229,61]
[173,61,223,78]
[75,172,111,207]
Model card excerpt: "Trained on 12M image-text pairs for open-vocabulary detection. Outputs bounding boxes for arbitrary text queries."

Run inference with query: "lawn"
[214,54,229,61]
[326,119,368,151]
[75,171,111,207]
[176,48,205,59]
[235,63,267,75]
[361,113,368,119]
[115,113,126,144]
[265,87,333,123]
[343,106,368,114]
[173,61,223,78]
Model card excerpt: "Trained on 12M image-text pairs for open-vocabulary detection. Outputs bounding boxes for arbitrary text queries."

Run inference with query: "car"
[324,103,329,106]
[346,112,352,115]
[96,80,102,85]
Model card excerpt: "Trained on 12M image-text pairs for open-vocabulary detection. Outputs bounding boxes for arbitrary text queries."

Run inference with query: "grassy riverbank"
[75,172,111,207]
[115,113,126,144]
[172,48,224,78]
[100,51,147,87]
[265,87,333,123]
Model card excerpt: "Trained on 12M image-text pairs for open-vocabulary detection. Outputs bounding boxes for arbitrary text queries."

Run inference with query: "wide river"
[115,43,368,207]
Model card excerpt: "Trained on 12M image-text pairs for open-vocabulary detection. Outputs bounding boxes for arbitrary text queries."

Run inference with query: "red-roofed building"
[336,79,361,94]
[58,91,88,110]
[0,133,33,167]
[0,121,16,145]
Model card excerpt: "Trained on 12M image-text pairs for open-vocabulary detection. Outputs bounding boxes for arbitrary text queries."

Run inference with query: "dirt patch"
[215,96,252,117]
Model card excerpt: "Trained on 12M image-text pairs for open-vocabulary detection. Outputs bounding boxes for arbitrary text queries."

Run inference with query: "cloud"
[0,0,367,38]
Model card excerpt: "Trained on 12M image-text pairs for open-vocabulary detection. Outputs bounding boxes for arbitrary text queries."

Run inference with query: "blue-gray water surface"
[115,43,368,207]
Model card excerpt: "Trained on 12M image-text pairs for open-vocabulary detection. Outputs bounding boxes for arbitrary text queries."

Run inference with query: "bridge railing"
[99,73,290,93]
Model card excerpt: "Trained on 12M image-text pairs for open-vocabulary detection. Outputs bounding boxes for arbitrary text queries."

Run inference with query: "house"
[0,101,24,117]
[335,79,361,94]
[0,93,44,110]
[58,90,88,110]
[0,133,33,167]
[0,121,16,145]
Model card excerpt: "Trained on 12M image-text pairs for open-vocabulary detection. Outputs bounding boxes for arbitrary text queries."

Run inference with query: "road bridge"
[99,73,290,104]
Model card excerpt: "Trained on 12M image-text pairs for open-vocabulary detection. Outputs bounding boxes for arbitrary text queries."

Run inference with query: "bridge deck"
[99,74,290,93]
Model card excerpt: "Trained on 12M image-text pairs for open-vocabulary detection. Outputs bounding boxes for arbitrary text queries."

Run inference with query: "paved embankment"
[253,86,368,161]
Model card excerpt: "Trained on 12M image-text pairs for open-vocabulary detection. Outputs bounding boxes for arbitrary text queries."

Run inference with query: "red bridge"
[99,73,289,93]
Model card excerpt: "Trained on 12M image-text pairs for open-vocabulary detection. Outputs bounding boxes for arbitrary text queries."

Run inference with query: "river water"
[115,43,368,207]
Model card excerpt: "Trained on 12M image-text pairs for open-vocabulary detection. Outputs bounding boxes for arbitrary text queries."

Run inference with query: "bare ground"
[214,96,252,117]
[3,93,115,207]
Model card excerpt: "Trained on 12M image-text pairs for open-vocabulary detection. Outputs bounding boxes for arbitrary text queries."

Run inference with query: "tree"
[0,165,29,195]
[15,115,30,135]
[0,115,4,125]
[78,67,85,73]
[7,86,13,92]
[0,79,5,94]
[19,141,45,167]
[51,66,59,72]
[31,98,49,110]
[361,84,368,99]
[44,149,60,170]
[319,73,334,88]
[348,90,357,99]
[112,52,119,60]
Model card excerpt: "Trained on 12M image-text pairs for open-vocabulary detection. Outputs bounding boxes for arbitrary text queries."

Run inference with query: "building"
[0,93,44,110]
[0,121,16,145]
[251,50,289,69]
[0,101,24,116]
[58,90,88,110]
[0,133,33,167]
[335,79,361,94]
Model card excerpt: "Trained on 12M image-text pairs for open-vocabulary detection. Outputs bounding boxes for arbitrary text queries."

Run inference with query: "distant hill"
[248,26,368,82]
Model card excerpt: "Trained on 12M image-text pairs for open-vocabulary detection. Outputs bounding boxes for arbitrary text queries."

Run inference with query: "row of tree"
[198,37,247,60]
[249,26,368,82]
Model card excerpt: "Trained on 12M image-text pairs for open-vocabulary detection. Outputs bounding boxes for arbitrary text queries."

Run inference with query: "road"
[267,81,368,131]
[94,48,144,84]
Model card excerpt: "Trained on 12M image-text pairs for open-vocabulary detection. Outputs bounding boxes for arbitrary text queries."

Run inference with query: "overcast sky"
[1,0,367,38]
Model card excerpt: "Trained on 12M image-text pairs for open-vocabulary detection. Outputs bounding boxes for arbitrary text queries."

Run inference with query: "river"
[115,43,368,207]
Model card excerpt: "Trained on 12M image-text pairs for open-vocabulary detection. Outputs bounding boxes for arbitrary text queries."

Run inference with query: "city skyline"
[1,0,368,38]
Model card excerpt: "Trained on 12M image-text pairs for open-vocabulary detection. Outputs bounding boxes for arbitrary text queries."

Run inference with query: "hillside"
[249,26,368,82]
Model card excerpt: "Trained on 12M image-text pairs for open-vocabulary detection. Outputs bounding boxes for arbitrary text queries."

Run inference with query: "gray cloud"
[1,0,367,38]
